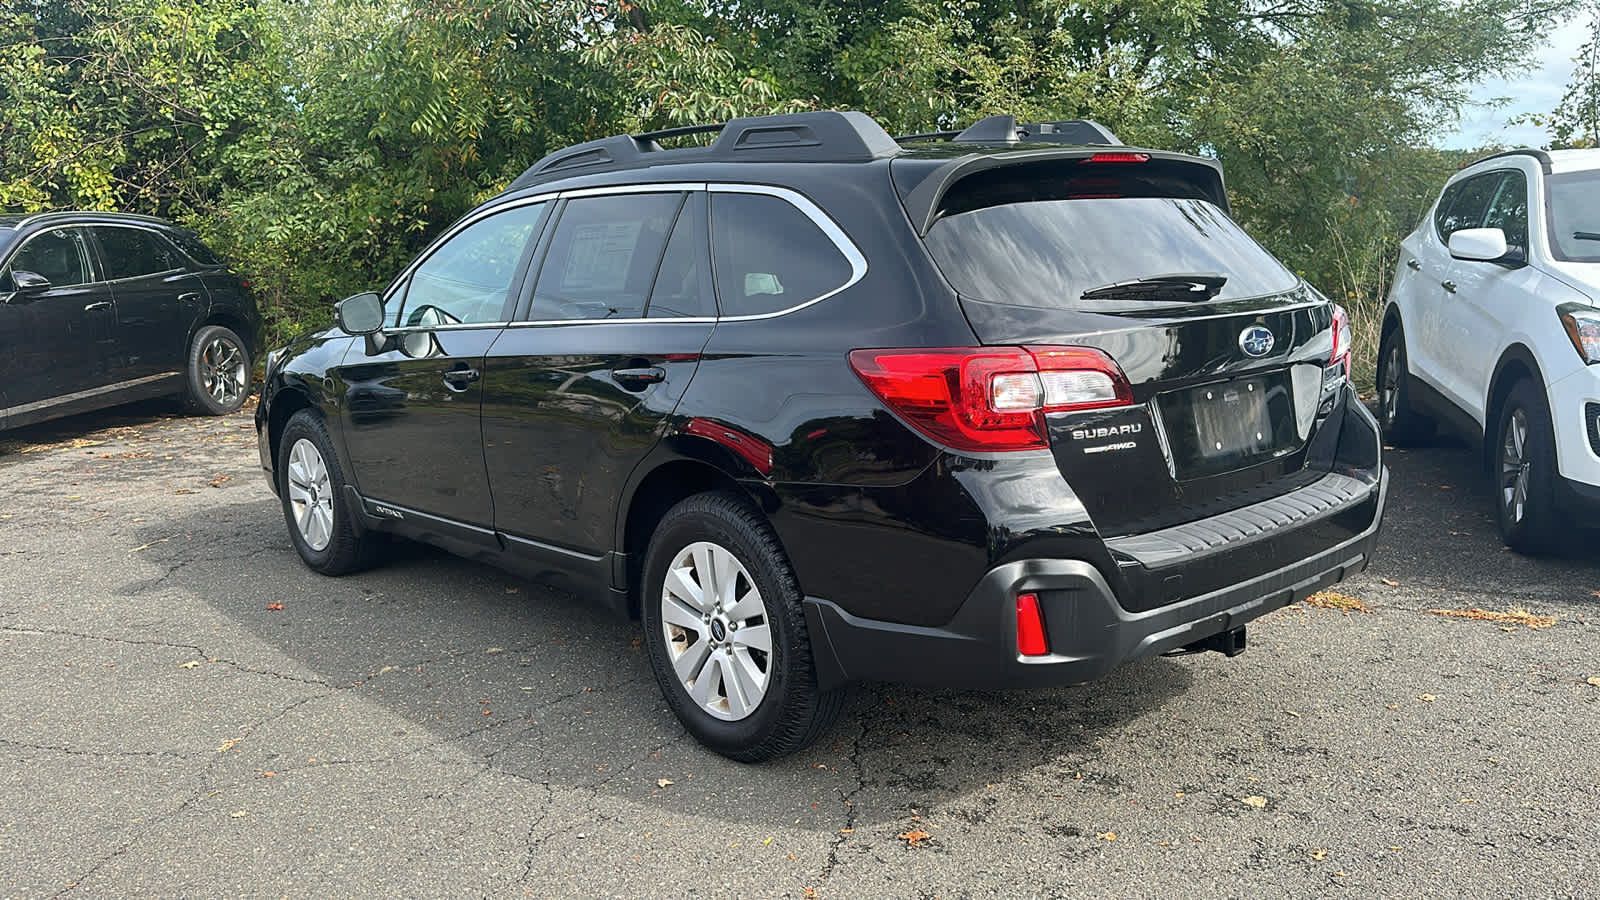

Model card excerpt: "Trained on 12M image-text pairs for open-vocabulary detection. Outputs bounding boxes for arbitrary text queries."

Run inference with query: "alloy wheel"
[1500,407,1530,525]
[1380,343,1400,427]
[286,438,335,551]
[659,540,772,721]
[202,336,247,408]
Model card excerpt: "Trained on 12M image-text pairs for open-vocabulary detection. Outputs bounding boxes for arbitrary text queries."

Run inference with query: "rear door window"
[528,193,682,321]
[1546,170,1600,262]
[646,193,716,318]
[922,195,1298,308]
[95,227,185,279]
[710,192,854,317]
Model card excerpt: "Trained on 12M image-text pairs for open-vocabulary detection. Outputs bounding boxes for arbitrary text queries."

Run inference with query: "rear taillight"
[848,346,1134,452]
[1330,304,1353,382]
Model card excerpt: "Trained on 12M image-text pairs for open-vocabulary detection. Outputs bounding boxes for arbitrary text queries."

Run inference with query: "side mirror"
[1448,228,1509,263]
[336,292,385,335]
[11,270,52,292]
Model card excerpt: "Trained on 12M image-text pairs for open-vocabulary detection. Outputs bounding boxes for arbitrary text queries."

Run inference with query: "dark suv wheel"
[640,493,845,762]
[185,324,251,415]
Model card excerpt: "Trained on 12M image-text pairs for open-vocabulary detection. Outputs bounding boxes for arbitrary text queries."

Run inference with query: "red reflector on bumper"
[1016,592,1049,657]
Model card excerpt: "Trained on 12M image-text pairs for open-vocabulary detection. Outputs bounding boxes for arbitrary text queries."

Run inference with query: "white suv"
[1380,148,1600,550]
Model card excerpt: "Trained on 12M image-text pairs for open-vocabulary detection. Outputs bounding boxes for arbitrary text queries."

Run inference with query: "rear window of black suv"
[923,192,1299,308]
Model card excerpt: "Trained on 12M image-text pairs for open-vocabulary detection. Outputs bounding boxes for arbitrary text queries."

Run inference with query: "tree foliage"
[0,0,1582,366]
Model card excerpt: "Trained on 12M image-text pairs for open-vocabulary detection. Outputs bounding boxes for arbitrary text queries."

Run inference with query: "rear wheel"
[1494,379,1560,553]
[1377,326,1434,445]
[184,324,251,415]
[278,410,383,575]
[640,492,845,762]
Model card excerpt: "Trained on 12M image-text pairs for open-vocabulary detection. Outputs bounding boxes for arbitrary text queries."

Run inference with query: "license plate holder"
[1192,378,1272,460]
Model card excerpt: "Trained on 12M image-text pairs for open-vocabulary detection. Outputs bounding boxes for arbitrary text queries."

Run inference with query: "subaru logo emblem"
[1239,325,1275,358]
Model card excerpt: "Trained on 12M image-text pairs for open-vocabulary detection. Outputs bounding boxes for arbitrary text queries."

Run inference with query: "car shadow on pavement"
[127,496,1194,830]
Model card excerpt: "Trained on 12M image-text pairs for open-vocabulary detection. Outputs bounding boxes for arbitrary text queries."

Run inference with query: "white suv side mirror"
[1448,227,1510,263]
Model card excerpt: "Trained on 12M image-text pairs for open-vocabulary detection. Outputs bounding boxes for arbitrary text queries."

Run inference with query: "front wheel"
[640,492,846,762]
[1494,380,1559,553]
[184,324,251,415]
[278,410,383,575]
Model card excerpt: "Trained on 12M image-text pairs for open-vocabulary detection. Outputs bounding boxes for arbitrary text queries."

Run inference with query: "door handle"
[612,366,666,390]
[1407,259,1421,271]
[178,292,202,304]
[84,301,112,312]
[1441,280,1457,294]
[442,367,480,391]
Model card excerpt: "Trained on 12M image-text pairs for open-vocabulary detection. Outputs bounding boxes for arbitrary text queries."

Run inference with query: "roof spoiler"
[896,116,1121,146]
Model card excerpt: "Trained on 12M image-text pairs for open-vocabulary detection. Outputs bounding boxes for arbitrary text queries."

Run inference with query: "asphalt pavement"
[2,400,1597,898]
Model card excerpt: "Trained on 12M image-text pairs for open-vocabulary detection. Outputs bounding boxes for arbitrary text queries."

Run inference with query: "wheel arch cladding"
[1485,345,1546,471]
[196,312,256,356]
[267,387,316,479]
[620,459,764,617]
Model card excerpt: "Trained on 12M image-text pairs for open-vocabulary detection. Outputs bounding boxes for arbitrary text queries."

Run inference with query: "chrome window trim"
[380,193,560,307]
[500,182,867,327]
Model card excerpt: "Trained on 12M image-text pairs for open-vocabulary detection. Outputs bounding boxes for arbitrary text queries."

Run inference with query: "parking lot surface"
[2,401,1597,898]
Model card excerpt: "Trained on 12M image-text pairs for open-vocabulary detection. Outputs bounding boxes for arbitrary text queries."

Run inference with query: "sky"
[1439,16,1590,149]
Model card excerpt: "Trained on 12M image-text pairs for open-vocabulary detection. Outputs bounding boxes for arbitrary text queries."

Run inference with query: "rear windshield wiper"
[1574,231,1600,242]
[1079,272,1228,302]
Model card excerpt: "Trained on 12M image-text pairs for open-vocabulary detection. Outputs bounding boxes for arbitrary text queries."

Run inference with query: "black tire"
[640,492,846,762]
[277,410,384,575]
[1376,325,1435,445]
[1494,379,1561,553]
[183,324,251,415]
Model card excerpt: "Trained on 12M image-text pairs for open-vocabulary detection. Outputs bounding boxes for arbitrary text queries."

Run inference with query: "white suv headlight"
[1558,304,1600,364]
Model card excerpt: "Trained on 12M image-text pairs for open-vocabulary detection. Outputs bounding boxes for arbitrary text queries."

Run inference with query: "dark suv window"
[711,192,853,317]
[395,202,546,327]
[7,228,94,288]
[647,193,716,319]
[96,226,184,279]
[530,193,682,321]
[923,195,1297,307]
[1434,173,1504,243]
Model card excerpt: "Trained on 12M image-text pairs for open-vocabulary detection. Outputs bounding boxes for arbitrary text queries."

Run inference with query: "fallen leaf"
[1096,831,1117,842]
[216,738,242,753]
[1381,578,1399,587]
[1301,590,1372,614]
[1310,849,1328,861]
[129,537,172,554]
[1285,710,1301,717]
[262,771,275,778]
[1241,796,1268,808]
[266,602,284,611]
[656,778,674,788]
[229,810,246,819]
[206,473,231,488]
[178,660,201,669]
[1424,606,1555,629]
[485,647,505,654]
[804,890,818,899]
[1587,677,1600,687]
[898,829,932,847]
[838,828,854,834]
[1419,693,1436,702]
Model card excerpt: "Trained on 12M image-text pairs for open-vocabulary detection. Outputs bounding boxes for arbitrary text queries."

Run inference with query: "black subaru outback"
[256,111,1386,761]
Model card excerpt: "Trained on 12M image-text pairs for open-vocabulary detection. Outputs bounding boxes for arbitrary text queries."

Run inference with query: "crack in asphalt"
[0,624,334,687]
[815,691,877,888]
[0,738,203,763]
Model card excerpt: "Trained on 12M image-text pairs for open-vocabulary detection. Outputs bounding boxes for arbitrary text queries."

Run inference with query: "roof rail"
[1468,148,1554,175]
[896,116,1121,146]
[507,111,902,191]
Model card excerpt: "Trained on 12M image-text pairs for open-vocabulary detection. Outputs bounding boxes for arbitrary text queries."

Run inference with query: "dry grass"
[1423,605,1556,629]
[1301,590,1373,614]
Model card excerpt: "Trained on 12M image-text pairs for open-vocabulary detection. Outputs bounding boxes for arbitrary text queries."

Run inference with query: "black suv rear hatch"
[897,152,1344,537]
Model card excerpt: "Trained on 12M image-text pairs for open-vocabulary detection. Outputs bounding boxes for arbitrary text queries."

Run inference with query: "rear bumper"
[805,466,1386,691]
